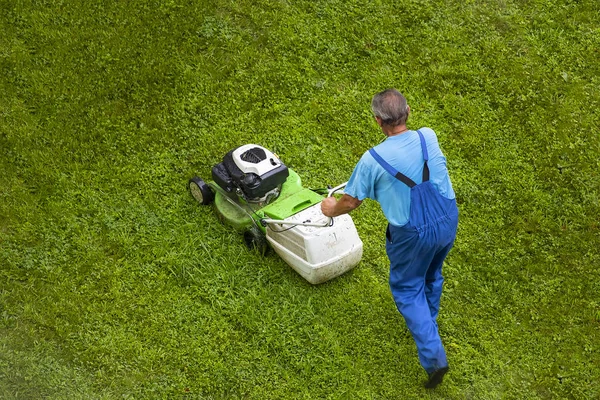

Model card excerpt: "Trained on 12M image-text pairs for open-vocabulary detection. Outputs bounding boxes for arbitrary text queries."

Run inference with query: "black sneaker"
[424,366,449,389]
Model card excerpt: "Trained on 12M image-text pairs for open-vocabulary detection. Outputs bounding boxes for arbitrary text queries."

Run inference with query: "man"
[321,89,458,389]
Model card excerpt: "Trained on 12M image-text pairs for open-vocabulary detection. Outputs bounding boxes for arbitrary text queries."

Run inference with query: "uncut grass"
[1,0,599,398]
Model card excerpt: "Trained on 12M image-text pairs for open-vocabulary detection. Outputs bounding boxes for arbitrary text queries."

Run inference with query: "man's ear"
[375,116,383,127]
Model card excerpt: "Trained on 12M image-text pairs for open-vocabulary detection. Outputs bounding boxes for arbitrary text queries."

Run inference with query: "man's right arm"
[321,194,362,217]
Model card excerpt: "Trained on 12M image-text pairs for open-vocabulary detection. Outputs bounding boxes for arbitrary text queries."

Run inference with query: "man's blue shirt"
[344,128,455,226]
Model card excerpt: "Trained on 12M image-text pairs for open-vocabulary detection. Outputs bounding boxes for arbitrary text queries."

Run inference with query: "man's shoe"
[424,366,449,389]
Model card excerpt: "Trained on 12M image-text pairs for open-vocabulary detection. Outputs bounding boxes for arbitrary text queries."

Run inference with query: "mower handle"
[259,181,348,228]
[327,181,348,198]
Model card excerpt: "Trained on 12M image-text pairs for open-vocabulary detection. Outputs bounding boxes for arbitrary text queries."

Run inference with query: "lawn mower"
[189,144,363,284]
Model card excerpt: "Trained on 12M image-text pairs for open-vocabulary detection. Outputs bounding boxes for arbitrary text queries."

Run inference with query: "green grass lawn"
[1,0,599,398]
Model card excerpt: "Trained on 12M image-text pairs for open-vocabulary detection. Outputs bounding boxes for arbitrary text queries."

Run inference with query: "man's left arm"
[321,194,362,217]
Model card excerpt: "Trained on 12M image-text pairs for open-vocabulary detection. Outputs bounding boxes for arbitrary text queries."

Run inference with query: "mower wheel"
[189,177,214,205]
[243,226,269,256]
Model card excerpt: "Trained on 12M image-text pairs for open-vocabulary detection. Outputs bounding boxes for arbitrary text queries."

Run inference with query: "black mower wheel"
[189,177,214,205]
[243,226,269,256]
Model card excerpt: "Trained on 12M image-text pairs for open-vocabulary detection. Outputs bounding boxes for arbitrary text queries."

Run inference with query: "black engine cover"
[211,147,289,200]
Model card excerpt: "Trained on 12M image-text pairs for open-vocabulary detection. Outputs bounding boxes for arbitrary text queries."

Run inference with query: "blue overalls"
[368,130,458,374]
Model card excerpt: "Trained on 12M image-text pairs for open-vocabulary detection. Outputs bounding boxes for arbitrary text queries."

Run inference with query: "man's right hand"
[321,197,338,217]
[321,194,362,217]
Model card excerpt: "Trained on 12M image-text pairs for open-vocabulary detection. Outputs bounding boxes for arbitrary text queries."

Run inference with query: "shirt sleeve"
[344,152,376,201]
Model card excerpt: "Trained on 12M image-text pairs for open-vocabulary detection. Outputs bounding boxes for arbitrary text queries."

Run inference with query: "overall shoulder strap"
[416,129,430,182]
[368,129,430,187]
[368,148,417,188]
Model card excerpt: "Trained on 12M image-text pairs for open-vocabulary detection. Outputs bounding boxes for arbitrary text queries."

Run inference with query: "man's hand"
[321,194,362,217]
[321,197,338,217]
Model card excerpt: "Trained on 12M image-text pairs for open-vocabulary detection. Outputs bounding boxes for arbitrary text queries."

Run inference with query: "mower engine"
[211,144,289,205]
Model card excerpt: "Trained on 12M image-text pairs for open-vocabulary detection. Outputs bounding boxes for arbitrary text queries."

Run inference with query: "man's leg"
[424,242,452,320]
[390,265,448,375]
[424,217,458,320]
[386,227,447,374]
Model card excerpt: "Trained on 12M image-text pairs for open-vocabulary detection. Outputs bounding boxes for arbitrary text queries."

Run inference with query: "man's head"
[371,89,410,127]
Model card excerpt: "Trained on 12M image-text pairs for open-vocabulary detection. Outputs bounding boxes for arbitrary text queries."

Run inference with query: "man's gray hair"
[371,89,409,126]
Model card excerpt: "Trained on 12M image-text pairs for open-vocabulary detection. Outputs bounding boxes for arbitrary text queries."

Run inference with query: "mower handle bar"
[259,181,348,228]
[327,181,348,198]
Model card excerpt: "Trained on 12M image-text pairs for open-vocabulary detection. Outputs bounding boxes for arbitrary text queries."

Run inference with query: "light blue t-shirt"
[344,128,455,226]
